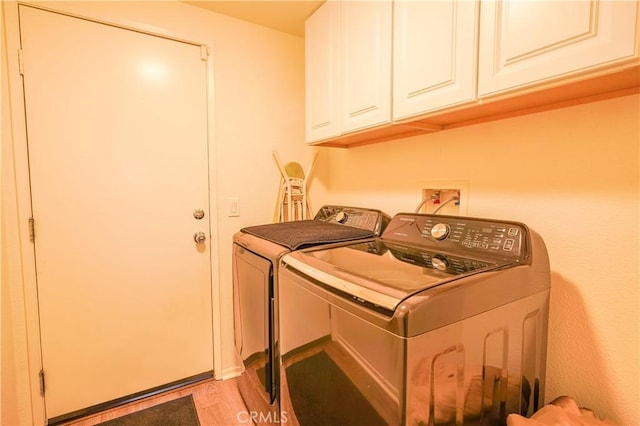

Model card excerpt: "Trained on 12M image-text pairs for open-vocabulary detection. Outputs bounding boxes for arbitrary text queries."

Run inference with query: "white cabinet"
[393,0,479,121]
[305,0,340,142]
[340,1,392,133]
[305,0,639,147]
[305,0,392,143]
[478,0,639,97]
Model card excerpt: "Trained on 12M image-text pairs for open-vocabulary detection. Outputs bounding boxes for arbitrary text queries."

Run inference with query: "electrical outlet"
[417,181,469,215]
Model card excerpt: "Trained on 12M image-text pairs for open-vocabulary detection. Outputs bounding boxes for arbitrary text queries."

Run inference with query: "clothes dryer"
[232,206,390,419]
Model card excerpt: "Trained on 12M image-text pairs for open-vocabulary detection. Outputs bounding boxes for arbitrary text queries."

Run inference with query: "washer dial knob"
[432,256,449,271]
[431,223,451,240]
[335,211,348,224]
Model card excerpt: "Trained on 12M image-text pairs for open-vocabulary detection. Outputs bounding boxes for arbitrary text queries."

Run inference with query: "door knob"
[194,232,206,244]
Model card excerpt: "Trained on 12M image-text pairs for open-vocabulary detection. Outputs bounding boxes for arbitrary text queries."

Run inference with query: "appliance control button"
[335,211,348,223]
[432,256,449,271]
[504,239,515,251]
[431,223,451,240]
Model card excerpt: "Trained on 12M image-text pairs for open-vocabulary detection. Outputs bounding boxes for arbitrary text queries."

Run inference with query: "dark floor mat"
[285,351,386,426]
[96,395,200,426]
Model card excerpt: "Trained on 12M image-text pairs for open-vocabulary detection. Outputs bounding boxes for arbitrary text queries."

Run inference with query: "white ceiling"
[182,1,325,37]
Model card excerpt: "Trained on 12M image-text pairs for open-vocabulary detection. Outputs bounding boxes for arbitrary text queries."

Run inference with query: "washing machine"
[279,213,551,425]
[232,206,390,421]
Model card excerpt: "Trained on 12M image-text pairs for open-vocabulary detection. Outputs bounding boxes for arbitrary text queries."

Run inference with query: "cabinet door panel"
[340,0,392,133]
[305,1,341,142]
[479,0,639,97]
[393,0,478,120]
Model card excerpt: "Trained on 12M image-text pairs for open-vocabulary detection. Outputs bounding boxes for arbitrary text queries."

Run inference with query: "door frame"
[2,2,222,424]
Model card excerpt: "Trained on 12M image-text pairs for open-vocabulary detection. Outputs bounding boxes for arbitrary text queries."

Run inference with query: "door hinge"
[18,49,24,75]
[39,369,46,395]
[200,45,209,61]
[28,217,35,242]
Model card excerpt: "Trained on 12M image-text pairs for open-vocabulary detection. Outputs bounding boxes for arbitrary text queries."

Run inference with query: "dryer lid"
[241,220,374,250]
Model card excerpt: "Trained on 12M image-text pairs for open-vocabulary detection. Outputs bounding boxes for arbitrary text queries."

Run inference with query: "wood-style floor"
[63,340,393,426]
[65,377,249,426]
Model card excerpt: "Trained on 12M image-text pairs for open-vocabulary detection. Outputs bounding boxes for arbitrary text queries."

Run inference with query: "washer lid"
[282,240,510,313]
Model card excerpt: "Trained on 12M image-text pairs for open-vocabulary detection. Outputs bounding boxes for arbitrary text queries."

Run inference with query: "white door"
[19,5,213,420]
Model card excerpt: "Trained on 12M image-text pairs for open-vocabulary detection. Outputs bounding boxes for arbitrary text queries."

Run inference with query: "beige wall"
[1,1,317,424]
[313,94,640,424]
[2,2,34,424]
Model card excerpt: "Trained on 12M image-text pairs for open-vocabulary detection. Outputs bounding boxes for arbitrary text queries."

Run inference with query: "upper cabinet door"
[305,1,341,142]
[340,0,392,134]
[393,0,479,121]
[478,0,639,97]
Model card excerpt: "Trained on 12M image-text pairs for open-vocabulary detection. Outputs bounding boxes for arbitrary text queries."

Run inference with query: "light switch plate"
[229,198,240,217]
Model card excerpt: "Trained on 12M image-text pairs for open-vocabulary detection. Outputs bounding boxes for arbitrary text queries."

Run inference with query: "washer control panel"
[382,213,528,260]
[385,242,494,274]
[314,205,391,235]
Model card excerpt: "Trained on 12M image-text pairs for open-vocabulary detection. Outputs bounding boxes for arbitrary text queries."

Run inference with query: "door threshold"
[48,371,213,425]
